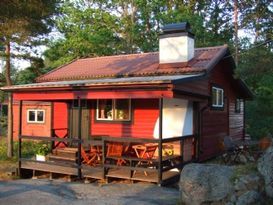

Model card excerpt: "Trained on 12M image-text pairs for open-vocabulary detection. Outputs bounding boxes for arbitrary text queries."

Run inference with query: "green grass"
[230,162,258,182]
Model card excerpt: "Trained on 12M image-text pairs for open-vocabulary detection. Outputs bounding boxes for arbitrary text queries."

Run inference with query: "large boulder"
[236,190,261,205]
[257,146,273,198]
[179,163,234,205]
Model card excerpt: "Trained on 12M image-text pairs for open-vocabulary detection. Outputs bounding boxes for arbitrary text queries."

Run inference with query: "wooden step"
[48,154,77,163]
[53,148,78,158]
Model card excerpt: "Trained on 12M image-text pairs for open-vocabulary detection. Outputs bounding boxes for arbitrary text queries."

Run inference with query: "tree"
[0,0,59,157]
[45,0,211,67]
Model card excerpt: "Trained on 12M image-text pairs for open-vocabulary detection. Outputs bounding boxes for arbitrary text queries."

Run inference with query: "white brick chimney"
[159,22,195,65]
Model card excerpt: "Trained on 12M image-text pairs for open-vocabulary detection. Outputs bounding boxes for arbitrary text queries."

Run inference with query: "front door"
[69,100,90,145]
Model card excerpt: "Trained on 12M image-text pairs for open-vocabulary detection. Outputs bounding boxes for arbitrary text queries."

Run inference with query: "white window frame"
[27,109,45,123]
[235,98,242,113]
[212,86,224,108]
[96,99,131,121]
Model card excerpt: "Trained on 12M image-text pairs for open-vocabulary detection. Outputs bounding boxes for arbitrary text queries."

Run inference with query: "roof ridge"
[79,52,159,61]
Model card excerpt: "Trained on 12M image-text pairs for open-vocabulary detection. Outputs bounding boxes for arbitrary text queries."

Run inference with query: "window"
[235,98,241,113]
[212,86,224,108]
[27,110,45,123]
[97,99,131,121]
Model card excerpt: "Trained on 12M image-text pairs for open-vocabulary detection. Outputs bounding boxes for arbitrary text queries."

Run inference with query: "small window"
[97,99,131,121]
[212,86,224,108]
[27,109,45,123]
[235,98,241,113]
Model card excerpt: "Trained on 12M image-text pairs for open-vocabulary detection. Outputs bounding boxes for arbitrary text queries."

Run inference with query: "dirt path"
[0,179,179,205]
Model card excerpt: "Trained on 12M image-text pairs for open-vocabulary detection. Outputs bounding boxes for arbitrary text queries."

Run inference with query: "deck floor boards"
[21,161,180,184]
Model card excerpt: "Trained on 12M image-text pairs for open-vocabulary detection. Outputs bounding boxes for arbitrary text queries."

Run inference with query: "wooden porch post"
[158,98,163,185]
[18,100,22,177]
[77,97,82,179]
[50,102,55,152]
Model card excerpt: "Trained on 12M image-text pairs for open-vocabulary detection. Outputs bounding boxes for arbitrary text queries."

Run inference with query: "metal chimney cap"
[162,22,192,34]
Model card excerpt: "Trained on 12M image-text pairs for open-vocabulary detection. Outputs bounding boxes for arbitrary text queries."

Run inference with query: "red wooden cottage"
[2,23,252,185]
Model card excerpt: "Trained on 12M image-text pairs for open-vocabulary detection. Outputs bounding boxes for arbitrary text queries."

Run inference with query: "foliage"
[0,137,48,161]
[237,45,273,138]
[0,0,60,157]
[0,116,7,136]
[230,162,258,182]
[35,144,50,156]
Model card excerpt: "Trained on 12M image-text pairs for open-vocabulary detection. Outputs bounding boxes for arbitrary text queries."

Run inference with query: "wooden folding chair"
[81,146,97,166]
[106,142,126,166]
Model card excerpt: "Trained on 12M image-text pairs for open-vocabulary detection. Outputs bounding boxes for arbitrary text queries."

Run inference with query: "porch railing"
[18,133,198,185]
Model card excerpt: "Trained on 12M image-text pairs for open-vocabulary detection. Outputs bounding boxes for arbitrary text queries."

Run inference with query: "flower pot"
[36,154,46,161]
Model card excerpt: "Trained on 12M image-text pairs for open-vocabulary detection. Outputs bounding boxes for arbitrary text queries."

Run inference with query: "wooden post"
[102,138,106,179]
[50,102,55,152]
[193,102,200,161]
[158,98,163,185]
[180,139,184,164]
[77,97,82,179]
[18,100,22,177]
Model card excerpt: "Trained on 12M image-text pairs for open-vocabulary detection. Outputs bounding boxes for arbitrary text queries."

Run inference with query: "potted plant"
[36,144,50,161]
[117,110,124,119]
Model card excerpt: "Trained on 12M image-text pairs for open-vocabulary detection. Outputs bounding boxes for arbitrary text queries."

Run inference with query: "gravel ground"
[0,179,179,205]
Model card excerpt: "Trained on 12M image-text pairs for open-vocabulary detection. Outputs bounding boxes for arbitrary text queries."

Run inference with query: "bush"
[0,116,7,136]
[35,144,50,156]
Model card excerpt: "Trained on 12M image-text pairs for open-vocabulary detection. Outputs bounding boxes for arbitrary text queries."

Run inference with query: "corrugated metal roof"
[1,74,203,90]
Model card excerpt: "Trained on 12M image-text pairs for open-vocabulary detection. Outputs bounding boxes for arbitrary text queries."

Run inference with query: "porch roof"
[2,73,203,91]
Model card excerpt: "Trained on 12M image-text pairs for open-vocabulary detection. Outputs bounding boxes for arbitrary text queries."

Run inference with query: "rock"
[238,154,248,164]
[236,191,261,205]
[257,146,273,198]
[179,163,234,205]
[234,174,262,192]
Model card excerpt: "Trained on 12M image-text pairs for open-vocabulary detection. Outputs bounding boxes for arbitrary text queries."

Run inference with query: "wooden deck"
[21,160,180,184]
[106,168,179,183]
[21,160,78,176]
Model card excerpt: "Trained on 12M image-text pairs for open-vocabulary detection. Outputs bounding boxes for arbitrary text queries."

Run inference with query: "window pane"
[28,111,35,122]
[115,99,130,120]
[216,90,222,105]
[212,88,217,105]
[37,111,44,122]
[98,99,113,119]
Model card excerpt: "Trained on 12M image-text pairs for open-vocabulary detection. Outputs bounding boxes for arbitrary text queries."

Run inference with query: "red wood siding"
[13,101,51,139]
[91,99,159,138]
[199,62,245,160]
[53,102,68,138]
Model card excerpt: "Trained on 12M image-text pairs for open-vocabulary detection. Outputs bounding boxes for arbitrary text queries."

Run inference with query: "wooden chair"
[218,136,242,164]
[133,143,158,176]
[106,142,126,166]
[81,146,97,166]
